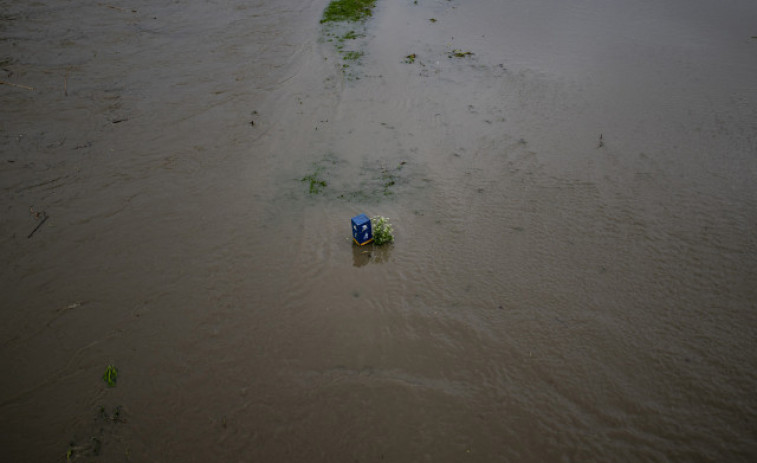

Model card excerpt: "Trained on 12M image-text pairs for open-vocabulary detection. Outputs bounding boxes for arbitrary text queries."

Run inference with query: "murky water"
[2,0,756,461]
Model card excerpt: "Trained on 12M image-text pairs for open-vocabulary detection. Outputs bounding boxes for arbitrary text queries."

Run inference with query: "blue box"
[351,214,373,245]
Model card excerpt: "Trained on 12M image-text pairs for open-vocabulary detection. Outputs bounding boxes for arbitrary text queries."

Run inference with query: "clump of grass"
[371,216,394,245]
[404,53,416,64]
[301,167,328,194]
[321,0,377,23]
[102,365,118,387]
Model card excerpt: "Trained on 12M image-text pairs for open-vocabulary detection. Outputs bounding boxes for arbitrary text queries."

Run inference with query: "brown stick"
[0,81,34,91]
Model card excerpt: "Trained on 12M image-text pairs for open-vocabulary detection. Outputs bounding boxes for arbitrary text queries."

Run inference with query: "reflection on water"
[352,243,393,267]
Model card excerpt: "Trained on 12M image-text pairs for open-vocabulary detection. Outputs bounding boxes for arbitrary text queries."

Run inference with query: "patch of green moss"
[321,0,377,23]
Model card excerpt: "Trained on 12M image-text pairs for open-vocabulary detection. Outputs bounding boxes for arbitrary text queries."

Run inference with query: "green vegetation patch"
[321,0,377,23]
[301,167,328,194]
[102,364,118,387]
[343,50,364,61]
[298,155,420,203]
[340,30,363,41]
[378,163,399,195]
[371,216,394,245]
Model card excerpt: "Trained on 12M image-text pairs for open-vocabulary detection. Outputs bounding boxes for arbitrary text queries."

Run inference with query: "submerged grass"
[299,155,414,203]
[449,49,474,58]
[336,161,408,201]
[320,0,376,79]
[321,0,376,23]
[343,50,364,61]
[102,365,118,387]
[301,167,328,194]
[341,30,363,41]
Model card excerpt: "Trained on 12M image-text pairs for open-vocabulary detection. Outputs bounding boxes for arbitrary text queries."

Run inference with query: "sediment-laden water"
[2,0,756,461]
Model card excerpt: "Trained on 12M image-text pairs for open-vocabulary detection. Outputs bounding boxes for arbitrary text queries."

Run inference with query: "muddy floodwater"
[2,0,756,461]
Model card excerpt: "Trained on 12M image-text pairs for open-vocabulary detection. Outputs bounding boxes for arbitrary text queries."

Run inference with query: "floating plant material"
[102,364,118,387]
[404,53,416,64]
[321,0,377,23]
[449,49,474,58]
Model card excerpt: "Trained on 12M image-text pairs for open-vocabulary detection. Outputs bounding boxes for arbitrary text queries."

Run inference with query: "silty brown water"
[1,0,756,461]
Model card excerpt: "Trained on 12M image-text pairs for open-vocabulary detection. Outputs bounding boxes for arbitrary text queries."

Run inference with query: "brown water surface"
[1,0,756,461]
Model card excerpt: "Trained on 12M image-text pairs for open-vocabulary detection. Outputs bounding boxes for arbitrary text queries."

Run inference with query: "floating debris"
[449,49,474,58]
[27,211,49,239]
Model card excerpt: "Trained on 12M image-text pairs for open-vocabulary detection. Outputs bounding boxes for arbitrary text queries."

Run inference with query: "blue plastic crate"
[351,214,373,245]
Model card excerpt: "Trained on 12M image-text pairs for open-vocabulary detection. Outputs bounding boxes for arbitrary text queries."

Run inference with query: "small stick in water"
[0,81,34,91]
[99,3,136,13]
[27,212,49,239]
